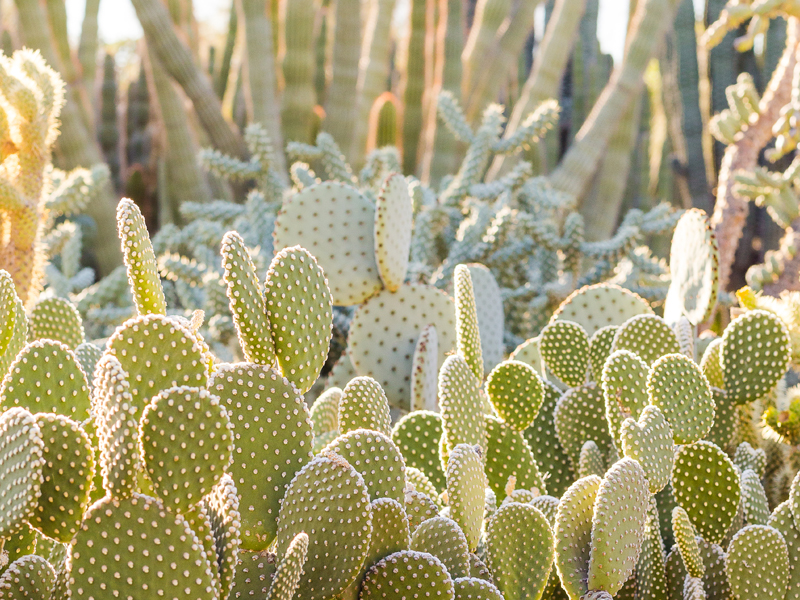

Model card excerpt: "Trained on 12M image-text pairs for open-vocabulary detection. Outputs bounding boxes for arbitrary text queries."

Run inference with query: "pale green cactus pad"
[588,458,649,596]
[486,502,553,600]
[209,362,313,550]
[181,504,221,597]
[0,340,91,421]
[721,309,791,405]
[486,360,543,432]
[349,284,456,409]
[697,537,732,600]
[554,475,601,599]
[410,324,438,411]
[540,320,590,388]
[554,383,613,472]
[789,471,800,533]
[273,181,382,305]
[28,413,94,542]
[741,468,769,526]
[338,376,391,436]
[275,452,372,600]
[0,297,27,381]
[374,173,412,292]
[551,283,652,336]
[439,355,486,456]
[700,338,724,389]
[453,577,503,600]
[0,554,55,599]
[139,386,233,512]
[322,429,406,502]
[29,296,84,349]
[485,415,545,500]
[220,230,275,365]
[0,407,44,538]
[647,353,714,444]
[204,474,242,600]
[404,488,439,532]
[672,441,740,544]
[509,335,543,375]
[611,314,681,366]
[0,270,17,357]
[116,198,166,316]
[733,442,766,477]
[229,551,277,599]
[309,387,340,436]
[266,532,308,600]
[67,493,217,599]
[363,497,410,567]
[578,440,606,478]
[468,554,492,582]
[672,507,704,578]
[107,314,208,410]
[620,405,673,494]
[705,388,736,450]
[446,444,486,552]
[466,264,504,373]
[73,343,102,387]
[406,466,439,500]
[768,501,800,599]
[601,349,650,450]
[360,550,455,600]
[410,515,469,578]
[726,525,789,600]
[635,500,668,600]
[588,325,618,382]
[524,380,573,498]
[392,410,446,492]
[1,521,37,566]
[664,209,719,325]
[454,265,484,381]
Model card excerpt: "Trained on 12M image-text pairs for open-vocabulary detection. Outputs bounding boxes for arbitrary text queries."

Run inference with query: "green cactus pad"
[647,353,714,445]
[446,444,486,552]
[466,264,504,374]
[578,440,606,478]
[404,488,440,532]
[410,325,438,411]
[220,231,275,365]
[700,338,724,389]
[503,488,539,505]
[697,537,732,600]
[392,410,446,492]
[683,576,706,600]
[453,577,503,600]
[741,469,769,526]
[588,458,649,595]
[672,507,704,578]
[554,475,602,599]
[664,548,686,600]
[509,336,543,375]
[309,387,341,436]
[468,554,492,582]
[73,343,102,386]
[540,320,590,388]
[0,554,55,599]
[601,349,650,451]
[0,271,17,357]
[439,355,486,456]
[635,500,668,600]
[664,209,719,325]
[0,297,27,382]
[485,415,545,501]
[726,525,788,600]
[365,497,411,564]
[554,383,613,472]
[375,173,412,292]
[273,181,382,306]
[672,441,740,544]
[454,265,484,381]
[406,467,439,501]
[721,310,791,405]
[768,501,800,599]
[107,314,208,410]
[530,495,560,524]
[264,246,333,394]
[360,550,455,600]
[204,474,242,600]
[705,388,736,450]
[338,376,392,436]
[410,515,470,578]
[733,442,766,477]
[790,471,800,532]
[322,429,406,502]
[229,551,276,599]
[182,503,221,598]
[266,532,308,600]
[620,405,673,493]
[275,453,372,600]
[588,326,618,382]
[67,493,217,599]
[0,408,43,538]
[486,502,553,600]
[116,198,166,316]
[349,284,456,410]
[611,314,681,366]
[28,413,94,542]
[551,284,652,336]
[1,340,91,421]
[1,521,37,565]
[209,362,313,550]
[485,360,543,432]
[29,297,84,349]
[139,386,233,512]
[524,381,573,498]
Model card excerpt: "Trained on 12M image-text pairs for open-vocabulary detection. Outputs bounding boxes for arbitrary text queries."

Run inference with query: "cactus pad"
[309,387,340,436]
[509,336,543,375]
[0,297,27,381]
[524,381,573,498]
[700,338,724,389]
[204,474,241,600]
[29,297,84,349]
[454,265,484,381]
[741,468,769,526]
[620,405,673,493]
[410,324,438,411]
[466,264,504,373]
[404,488,439,531]
[0,408,44,537]
[551,284,652,336]
[266,532,308,600]
[0,554,55,599]
[392,410,446,492]
[554,383,613,471]
[601,350,650,450]
[374,173,412,292]
[540,320,590,388]
[349,284,456,409]
[229,551,277,599]
[364,497,410,565]
[406,467,439,500]
[0,271,17,357]
[360,550,455,600]
[768,501,800,599]
[726,525,789,600]
[733,442,766,477]
[338,376,391,436]
[273,181,382,305]
[485,415,545,500]
[410,515,470,578]
[453,577,503,600]
[578,440,606,478]
[672,507,704,578]
[446,444,486,552]
[611,314,681,365]
[73,343,102,387]
[439,355,486,456]
[588,325,618,382]
[485,360,543,432]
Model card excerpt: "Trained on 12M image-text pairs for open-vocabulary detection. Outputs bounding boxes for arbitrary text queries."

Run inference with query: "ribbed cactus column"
[324,0,362,153]
[78,0,101,94]
[280,0,318,144]
[398,0,427,175]
[462,0,512,101]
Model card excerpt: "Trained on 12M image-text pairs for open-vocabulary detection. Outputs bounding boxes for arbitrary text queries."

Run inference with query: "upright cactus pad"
[554,383,613,471]
[374,173,412,292]
[0,270,17,357]
[204,474,241,600]
[29,296,84,349]
[453,577,503,600]
[309,386,341,436]
[360,550,455,600]
[466,264,504,373]
[620,405,673,494]
[73,343,102,387]
[601,349,650,450]
[267,532,308,600]
[524,381,574,498]
[338,376,392,436]
[363,497,410,569]
[455,265,484,381]
[0,407,44,537]
[410,515,470,578]
[439,355,486,455]
[0,555,55,599]
[392,410,446,492]
[672,507,705,578]
[725,525,789,600]
[551,284,652,336]
[446,444,486,552]
[484,415,545,500]
[578,441,606,479]
[700,339,724,389]
[611,314,681,365]
[741,468,769,526]
[768,501,800,598]
[588,325,618,382]
[540,320,591,388]
[485,360,543,432]
[410,324,439,411]
[0,297,27,382]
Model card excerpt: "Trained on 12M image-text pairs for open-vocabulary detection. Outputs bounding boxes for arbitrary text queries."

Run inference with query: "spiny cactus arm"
[46,164,110,217]
[454,265,484,380]
[0,407,45,538]
[436,91,475,144]
[266,533,309,600]
[491,99,560,154]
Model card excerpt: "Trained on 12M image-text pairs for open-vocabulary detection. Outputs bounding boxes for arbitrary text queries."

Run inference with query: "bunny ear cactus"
[611,314,681,366]
[554,475,601,599]
[392,410,446,492]
[485,360,543,432]
[360,550,455,600]
[0,554,56,598]
[410,324,439,412]
[484,415,545,501]
[455,265,484,381]
[540,320,590,388]
[551,284,653,336]
[0,407,44,538]
[374,173,412,292]
[446,444,486,553]
[410,515,470,578]
[554,384,613,472]
[588,325,618,381]
[338,376,392,436]
[28,296,84,349]
[601,349,650,450]
[439,355,486,459]
[266,532,308,600]
[620,405,674,494]
[726,525,789,600]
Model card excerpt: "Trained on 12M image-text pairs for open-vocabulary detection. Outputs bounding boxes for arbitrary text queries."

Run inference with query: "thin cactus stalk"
[77,0,101,97]
[462,0,512,101]
[214,3,237,100]
[324,0,362,153]
[280,0,318,144]
[397,0,428,176]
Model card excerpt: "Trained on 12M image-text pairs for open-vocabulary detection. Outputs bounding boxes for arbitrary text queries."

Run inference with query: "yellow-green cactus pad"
[705,388,736,450]
[410,324,438,411]
[392,410,446,492]
[0,297,27,381]
[485,415,545,501]
[551,284,652,336]
[741,468,769,526]
[0,407,43,538]
[672,441,740,544]
[374,173,412,292]
[116,198,166,316]
[139,386,233,513]
[1,521,37,566]
[700,338,724,389]
[309,387,340,436]
[29,296,84,349]
[447,444,486,552]
[275,453,372,600]
[229,551,277,599]
[349,284,456,410]
[466,264,504,374]
[733,442,766,477]
[439,355,486,456]
[509,336,543,376]
[209,362,313,550]
[1,340,91,421]
[28,413,94,542]
[672,507,704,578]
[540,320,590,388]
[338,376,391,436]
[697,537,731,600]
[635,499,668,600]
[524,381,573,498]
[721,309,791,405]
[726,525,789,600]
[0,555,55,599]
[468,554,492,582]
[410,515,470,578]
[588,325,618,383]
[404,488,439,532]
[554,383,613,472]
[273,181,382,306]
[454,265,484,381]
[578,440,606,479]
[601,349,650,451]
[67,493,217,599]
[266,532,308,600]
[360,550,454,600]
[620,405,673,494]
[453,577,503,600]
[587,458,649,596]
[485,360,543,432]
[220,231,275,365]
[768,501,800,599]
[611,314,681,366]
[0,270,17,357]
[406,466,439,500]
[73,343,102,387]
[364,497,410,566]
[203,474,241,600]
[647,353,714,445]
